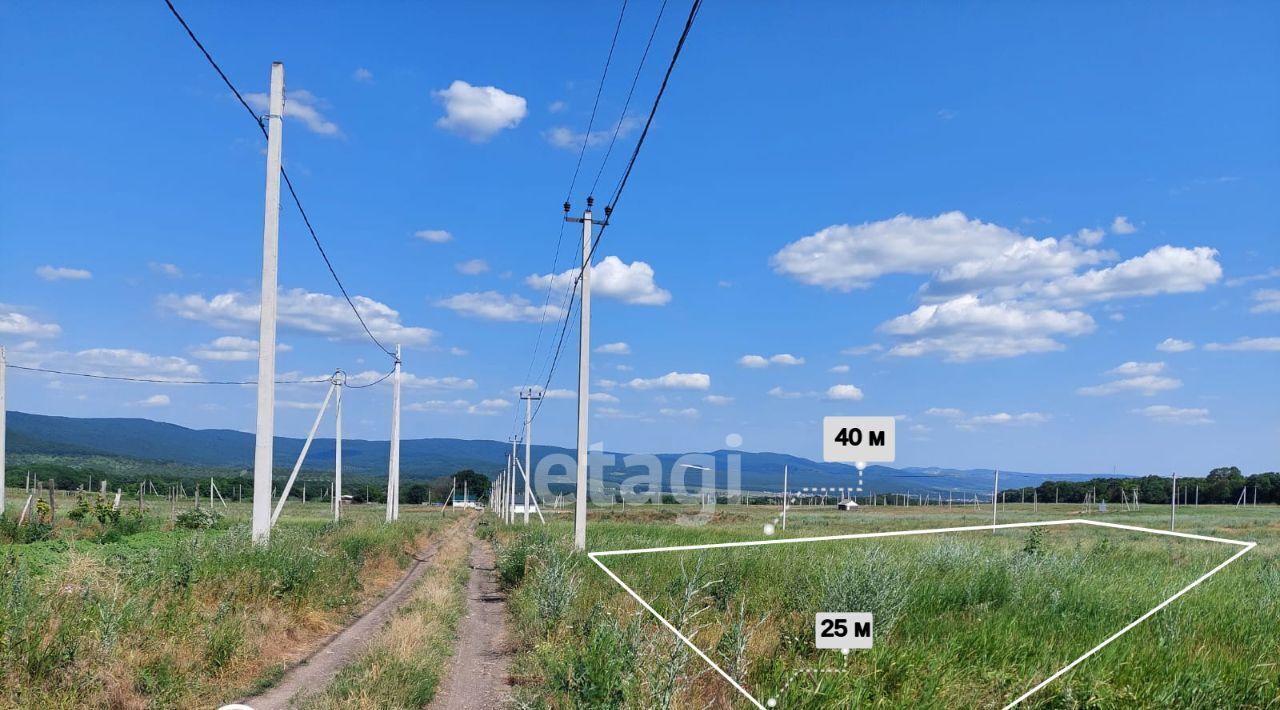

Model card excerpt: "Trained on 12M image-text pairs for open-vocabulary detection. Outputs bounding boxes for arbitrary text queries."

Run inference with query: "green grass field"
[0,484,468,708]
[496,503,1280,709]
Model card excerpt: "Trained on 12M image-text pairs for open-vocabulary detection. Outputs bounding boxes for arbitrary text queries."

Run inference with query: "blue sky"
[2,1,1277,474]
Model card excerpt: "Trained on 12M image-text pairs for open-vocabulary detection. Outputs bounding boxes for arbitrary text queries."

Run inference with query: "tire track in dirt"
[428,534,513,710]
[238,517,473,710]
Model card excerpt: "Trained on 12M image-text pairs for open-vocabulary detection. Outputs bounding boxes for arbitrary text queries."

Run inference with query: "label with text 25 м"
[822,416,895,463]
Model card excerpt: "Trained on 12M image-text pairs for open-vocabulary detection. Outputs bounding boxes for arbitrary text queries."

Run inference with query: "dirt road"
[428,537,513,710]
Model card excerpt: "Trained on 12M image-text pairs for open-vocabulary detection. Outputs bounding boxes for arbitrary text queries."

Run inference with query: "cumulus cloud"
[434,80,527,141]
[468,398,511,415]
[842,344,883,356]
[1204,337,1280,352]
[527,256,671,305]
[1157,338,1195,352]
[12,348,202,381]
[1250,289,1280,314]
[659,407,699,418]
[190,336,291,361]
[825,384,864,401]
[925,408,965,418]
[771,212,1106,292]
[829,364,850,373]
[703,394,734,405]
[590,392,620,403]
[353,67,373,82]
[136,394,170,407]
[626,372,710,390]
[879,295,1095,361]
[435,291,564,322]
[1110,216,1138,235]
[246,89,340,136]
[738,353,803,367]
[773,212,1222,361]
[36,266,91,281]
[767,386,804,399]
[0,309,61,338]
[455,259,490,275]
[1134,404,1212,425]
[737,355,768,368]
[415,229,453,243]
[964,412,1048,426]
[161,288,436,346]
[1077,361,1181,396]
[595,342,631,354]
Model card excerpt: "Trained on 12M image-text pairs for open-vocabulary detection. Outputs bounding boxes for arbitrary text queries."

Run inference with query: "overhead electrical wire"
[527,0,703,426]
[162,0,395,361]
[511,0,633,437]
[7,364,331,386]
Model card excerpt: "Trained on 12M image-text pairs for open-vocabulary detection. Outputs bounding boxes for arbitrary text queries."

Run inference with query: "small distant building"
[340,494,355,504]
[451,495,484,510]
[837,499,859,511]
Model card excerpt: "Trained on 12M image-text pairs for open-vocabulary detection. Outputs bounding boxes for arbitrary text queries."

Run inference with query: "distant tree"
[403,483,429,505]
[452,469,491,499]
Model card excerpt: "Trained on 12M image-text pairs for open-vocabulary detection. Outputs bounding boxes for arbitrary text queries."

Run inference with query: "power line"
[7,364,329,386]
[590,0,670,197]
[528,0,703,427]
[163,0,395,360]
[564,0,630,204]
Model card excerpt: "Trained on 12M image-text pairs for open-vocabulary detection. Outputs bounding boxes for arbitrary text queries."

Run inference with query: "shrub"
[175,508,221,530]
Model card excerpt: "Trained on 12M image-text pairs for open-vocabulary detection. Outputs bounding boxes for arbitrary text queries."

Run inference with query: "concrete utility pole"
[521,388,541,525]
[992,469,1000,527]
[781,464,789,531]
[334,370,343,522]
[387,345,402,522]
[251,62,285,544]
[566,198,598,551]
[1170,471,1177,531]
[1,345,6,517]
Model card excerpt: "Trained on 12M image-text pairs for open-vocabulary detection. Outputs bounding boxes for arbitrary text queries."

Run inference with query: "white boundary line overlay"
[587,517,1257,710]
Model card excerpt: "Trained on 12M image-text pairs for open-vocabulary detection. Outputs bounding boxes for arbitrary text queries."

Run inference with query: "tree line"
[1010,467,1279,505]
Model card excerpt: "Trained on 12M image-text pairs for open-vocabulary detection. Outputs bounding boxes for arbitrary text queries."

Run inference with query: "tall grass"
[0,513,453,708]
[496,505,1280,709]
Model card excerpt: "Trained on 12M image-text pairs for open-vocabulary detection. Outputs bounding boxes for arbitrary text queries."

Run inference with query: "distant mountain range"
[5,411,1111,495]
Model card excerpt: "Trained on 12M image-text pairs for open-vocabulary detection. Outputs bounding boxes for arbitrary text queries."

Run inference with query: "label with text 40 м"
[822,416,895,463]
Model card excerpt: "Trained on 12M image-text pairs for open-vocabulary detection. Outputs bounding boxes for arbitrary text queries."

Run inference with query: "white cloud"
[1013,246,1221,306]
[738,353,803,368]
[136,394,170,407]
[0,309,61,338]
[659,407,699,418]
[1204,337,1280,352]
[596,378,618,389]
[1077,361,1180,396]
[842,344,883,356]
[161,288,436,346]
[1250,289,1280,314]
[595,342,631,354]
[545,117,639,150]
[1110,216,1138,235]
[703,394,734,405]
[149,262,183,278]
[1078,376,1181,396]
[353,67,373,82]
[879,295,1095,361]
[590,392,620,403]
[1110,361,1166,377]
[829,364,850,373]
[1134,404,1212,425]
[548,100,567,113]
[1156,337,1195,352]
[36,266,91,281]
[767,386,804,399]
[190,336,291,361]
[925,408,965,418]
[1225,268,1280,287]
[434,80,527,142]
[825,384,864,401]
[771,212,1105,292]
[468,398,511,415]
[455,259,490,275]
[964,412,1048,426]
[615,364,632,372]
[449,346,468,356]
[246,89,340,136]
[626,372,710,390]
[775,212,1222,362]
[26,348,202,381]
[512,385,574,399]
[435,291,564,322]
[527,256,671,306]
[405,399,469,413]
[415,229,453,243]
